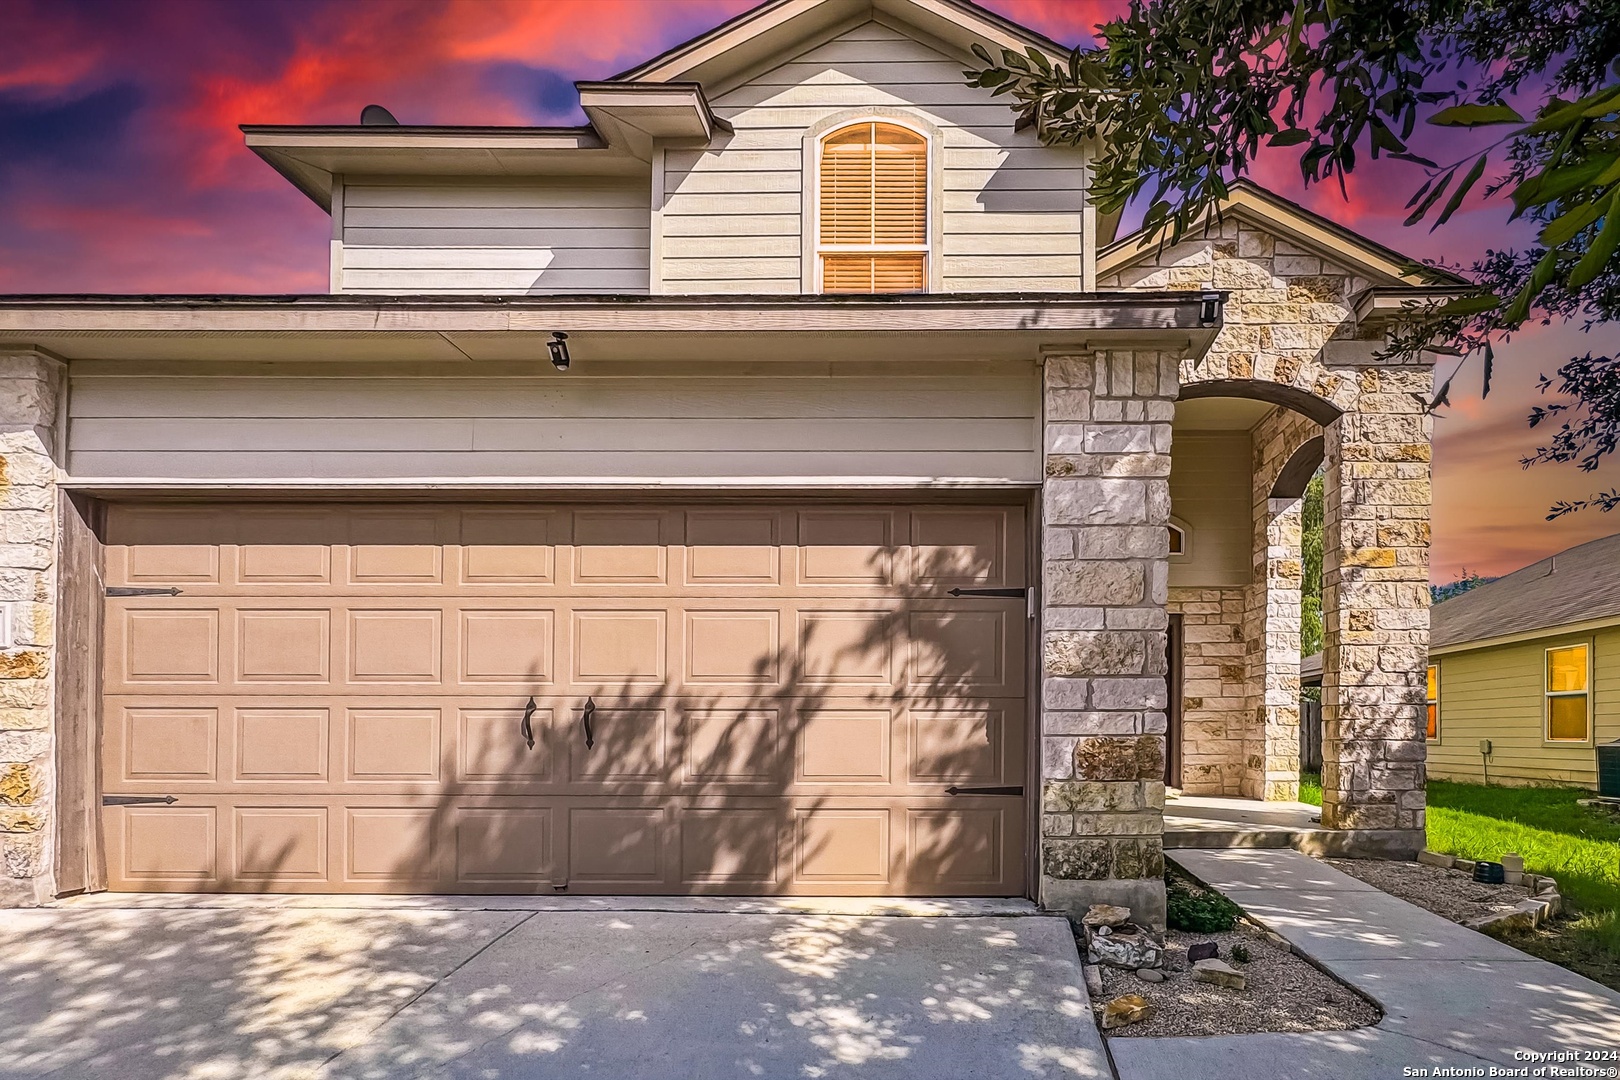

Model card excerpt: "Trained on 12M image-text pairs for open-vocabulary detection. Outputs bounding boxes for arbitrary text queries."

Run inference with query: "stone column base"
[1041,876,1167,929]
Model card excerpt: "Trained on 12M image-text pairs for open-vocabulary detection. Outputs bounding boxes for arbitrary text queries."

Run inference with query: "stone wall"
[0,351,62,905]
[1040,348,1178,927]
[1244,407,1320,801]
[1321,368,1431,840]
[1107,209,1430,845]
[1166,586,1247,793]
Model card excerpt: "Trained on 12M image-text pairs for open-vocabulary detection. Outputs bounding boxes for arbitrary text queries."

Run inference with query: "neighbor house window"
[818,121,927,292]
[1545,643,1591,742]
[1167,523,1186,555]
[1426,664,1439,739]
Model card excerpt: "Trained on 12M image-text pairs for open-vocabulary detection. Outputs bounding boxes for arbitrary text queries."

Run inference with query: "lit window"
[818,122,927,292]
[1426,664,1439,740]
[1545,644,1590,742]
[1168,524,1184,554]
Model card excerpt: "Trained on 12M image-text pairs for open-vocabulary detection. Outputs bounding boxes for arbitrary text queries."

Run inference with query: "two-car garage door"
[101,501,1029,895]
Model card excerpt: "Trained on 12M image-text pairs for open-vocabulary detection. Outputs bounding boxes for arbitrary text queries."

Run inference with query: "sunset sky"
[3,0,1617,581]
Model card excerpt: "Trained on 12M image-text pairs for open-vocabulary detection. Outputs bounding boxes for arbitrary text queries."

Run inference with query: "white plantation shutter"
[818,122,927,292]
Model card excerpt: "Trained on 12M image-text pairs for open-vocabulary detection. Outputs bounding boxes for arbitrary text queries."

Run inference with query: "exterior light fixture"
[548,332,570,370]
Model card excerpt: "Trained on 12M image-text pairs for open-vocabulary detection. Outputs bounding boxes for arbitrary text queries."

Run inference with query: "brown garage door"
[101,501,1028,895]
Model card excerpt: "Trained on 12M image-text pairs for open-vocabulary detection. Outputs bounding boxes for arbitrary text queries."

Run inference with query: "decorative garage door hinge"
[945,785,1024,796]
[105,586,184,597]
[102,795,178,806]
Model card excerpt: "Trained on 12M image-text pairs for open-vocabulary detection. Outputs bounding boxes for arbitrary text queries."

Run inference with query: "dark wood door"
[1165,615,1183,788]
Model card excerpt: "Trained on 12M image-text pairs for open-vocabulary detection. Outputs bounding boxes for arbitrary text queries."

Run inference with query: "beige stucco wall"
[1167,433,1251,588]
[1429,625,1620,788]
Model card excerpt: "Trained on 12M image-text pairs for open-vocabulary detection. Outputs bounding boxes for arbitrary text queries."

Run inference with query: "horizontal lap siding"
[340,181,651,294]
[68,368,1040,483]
[1428,628,1620,788]
[660,21,1085,293]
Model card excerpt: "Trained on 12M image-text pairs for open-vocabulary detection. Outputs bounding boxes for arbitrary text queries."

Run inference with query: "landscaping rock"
[1192,958,1247,990]
[1088,927,1163,970]
[1134,967,1165,983]
[1101,993,1154,1030]
[1083,903,1133,929]
[1083,964,1105,999]
[1186,941,1219,963]
[1416,849,1454,869]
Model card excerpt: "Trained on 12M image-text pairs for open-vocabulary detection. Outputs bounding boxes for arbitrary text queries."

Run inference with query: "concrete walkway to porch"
[1110,849,1620,1080]
[1164,793,1332,851]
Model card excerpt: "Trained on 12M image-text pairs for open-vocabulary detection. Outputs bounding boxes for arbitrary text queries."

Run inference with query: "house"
[0,0,1451,925]
[1428,532,1620,788]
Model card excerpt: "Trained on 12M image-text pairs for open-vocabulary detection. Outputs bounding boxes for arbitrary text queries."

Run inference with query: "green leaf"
[1517,154,1620,212]
[1434,154,1488,228]
[1539,200,1608,247]
[1501,247,1560,325]
[1429,103,1526,127]
[1370,118,1406,155]
[1481,341,1494,398]
[1404,176,1434,210]
[1404,168,1454,226]
[970,43,993,66]
[1433,293,1502,318]
[1269,128,1311,147]
[1567,190,1620,289]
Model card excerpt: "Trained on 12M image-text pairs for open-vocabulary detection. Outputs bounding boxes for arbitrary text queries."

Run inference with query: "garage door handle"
[520,697,537,750]
[581,697,595,750]
[945,785,1023,796]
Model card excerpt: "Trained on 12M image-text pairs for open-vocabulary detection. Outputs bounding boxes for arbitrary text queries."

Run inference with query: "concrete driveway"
[0,896,1108,1080]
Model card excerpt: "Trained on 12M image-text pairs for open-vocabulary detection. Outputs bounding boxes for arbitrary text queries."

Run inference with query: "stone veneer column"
[1320,366,1429,849]
[0,351,62,905]
[1039,349,1178,927]
[1246,497,1303,801]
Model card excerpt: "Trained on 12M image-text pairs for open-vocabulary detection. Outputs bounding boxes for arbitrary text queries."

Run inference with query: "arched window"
[817,121,928,292]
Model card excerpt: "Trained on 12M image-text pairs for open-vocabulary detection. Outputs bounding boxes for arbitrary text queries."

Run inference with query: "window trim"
[801,109,942,293]
[1543,641,1593,745]
[1425,662,1439,743]
[1167,516,1190,559]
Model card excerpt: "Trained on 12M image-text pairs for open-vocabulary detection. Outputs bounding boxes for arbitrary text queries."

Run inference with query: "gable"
[614,0,1068,94]
[1099,182,1467,289]
[657,18,1089,294]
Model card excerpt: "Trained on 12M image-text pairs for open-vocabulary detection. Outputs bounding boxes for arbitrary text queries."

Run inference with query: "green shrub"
[1166,874,1242,933]
[1230,943,1251,964]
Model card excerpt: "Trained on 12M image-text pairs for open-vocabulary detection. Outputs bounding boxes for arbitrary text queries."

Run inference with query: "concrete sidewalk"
[0,899,1108,1080]
[1109,849,1620,1080]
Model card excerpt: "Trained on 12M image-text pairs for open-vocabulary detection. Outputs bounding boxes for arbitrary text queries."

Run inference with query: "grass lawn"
[1299,772,1620,984]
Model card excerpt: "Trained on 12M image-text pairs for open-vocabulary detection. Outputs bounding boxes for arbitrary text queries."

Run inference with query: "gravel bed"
[1325,857,1531,923]
[1091,921,1381,1038]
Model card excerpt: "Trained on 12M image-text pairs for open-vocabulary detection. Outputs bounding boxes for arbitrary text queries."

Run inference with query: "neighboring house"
[1429,533,1620,788]
[0,0,1451,924]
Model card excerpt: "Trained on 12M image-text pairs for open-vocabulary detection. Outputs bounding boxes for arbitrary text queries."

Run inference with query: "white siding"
[67,363,1039,484]
[660,20,1086,293]
[339,180,650,294]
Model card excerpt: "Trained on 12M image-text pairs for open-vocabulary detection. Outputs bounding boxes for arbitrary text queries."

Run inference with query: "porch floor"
[1164,793,1330,850]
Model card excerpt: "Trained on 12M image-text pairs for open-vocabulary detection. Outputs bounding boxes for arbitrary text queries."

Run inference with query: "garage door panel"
[680,708,781,786]
[235,807,328,882]
[685,510,783,585]
[346,707,443,782]
[103,500,1029,896]
[457,706,556,784]
[460,610,554,682]
[567,806,667,885]
[235,707,330,781]
[568,707,667,783]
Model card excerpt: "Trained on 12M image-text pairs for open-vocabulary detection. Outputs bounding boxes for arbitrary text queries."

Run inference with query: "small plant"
[1166,874,1242,933]
[1230,943,1251,964]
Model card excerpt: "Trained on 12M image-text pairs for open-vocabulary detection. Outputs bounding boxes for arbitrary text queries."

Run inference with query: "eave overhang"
[0,291,1224,363]
[576,82,726,161]
[241,125,636,211]
[1353,285,1480,327]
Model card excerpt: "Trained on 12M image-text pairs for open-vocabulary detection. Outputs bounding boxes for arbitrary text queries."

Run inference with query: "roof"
[1099,179,1469,290]
[245,0,1075,209]
[1431,531,1620,652]
[611,0,1070,87]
